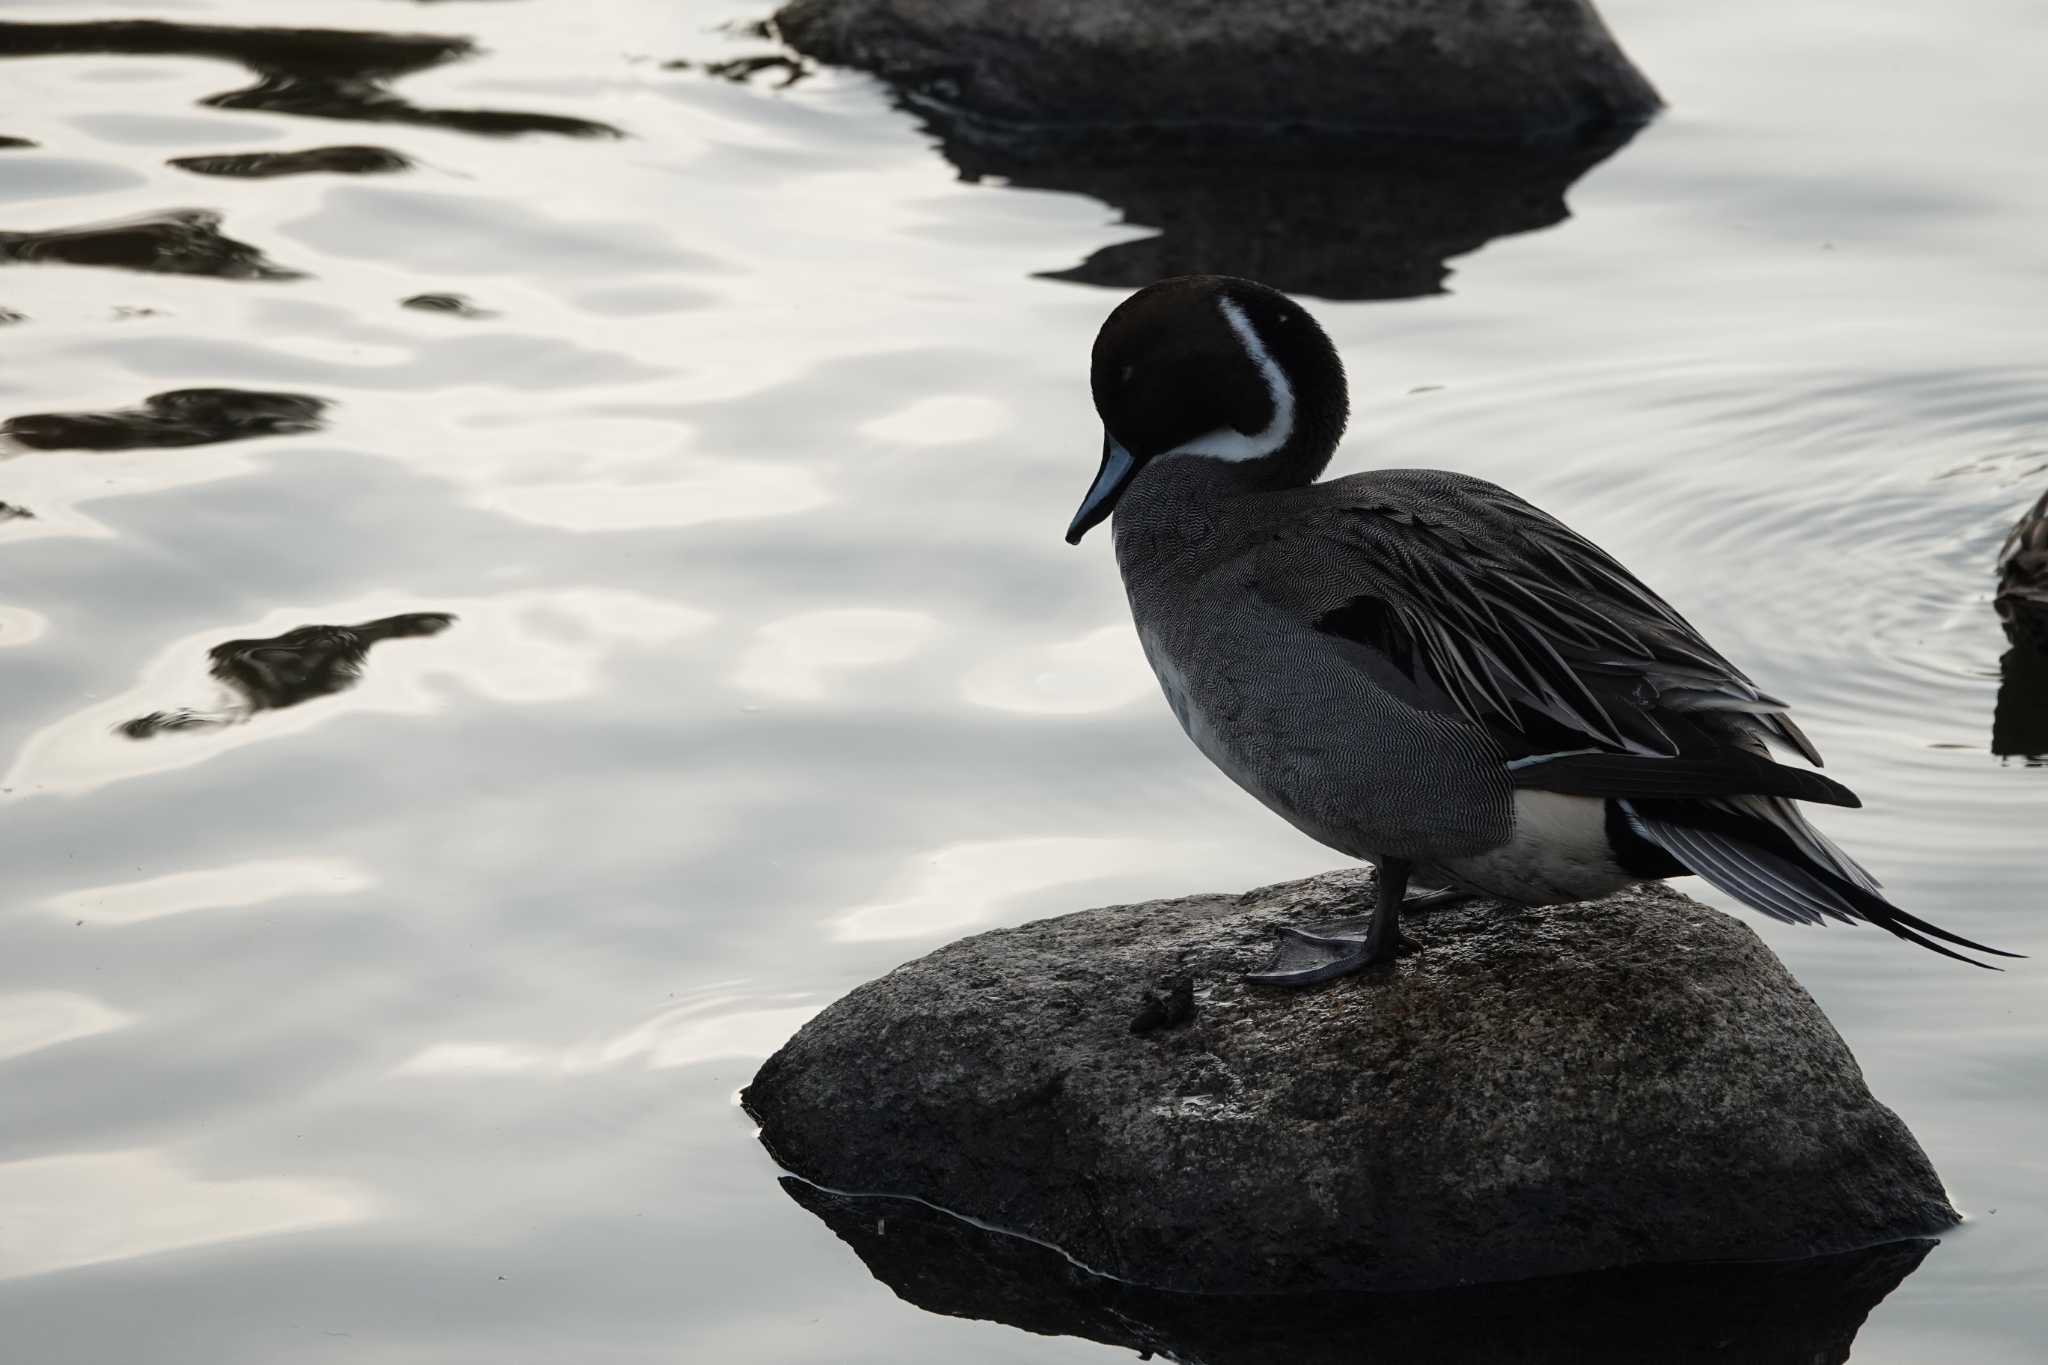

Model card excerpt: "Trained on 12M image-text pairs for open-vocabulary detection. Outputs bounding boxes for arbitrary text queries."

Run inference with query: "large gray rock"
[745,870,1957,1293]
[772,0,1662,144]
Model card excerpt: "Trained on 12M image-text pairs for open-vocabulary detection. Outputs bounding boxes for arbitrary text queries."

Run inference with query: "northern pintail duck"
[1996,488,2048,653]
[1066,275,2015,980]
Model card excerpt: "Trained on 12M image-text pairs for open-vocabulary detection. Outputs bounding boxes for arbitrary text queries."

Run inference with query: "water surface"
[1,0,2044,1361]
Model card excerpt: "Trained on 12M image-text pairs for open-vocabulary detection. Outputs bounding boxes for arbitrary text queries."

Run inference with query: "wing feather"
[1285,469,1837,791]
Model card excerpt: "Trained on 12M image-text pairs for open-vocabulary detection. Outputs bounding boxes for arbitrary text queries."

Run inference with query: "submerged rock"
[783,1179,1933,1364]
[772,0,1661,145]
[746,870,1957,1293]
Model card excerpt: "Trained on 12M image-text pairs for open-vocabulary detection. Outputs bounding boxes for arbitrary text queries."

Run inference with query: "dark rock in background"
[747,870,1957,1293]
[773,0,1660,145]
[3,388,327,451]
[783,1178,1933,1365]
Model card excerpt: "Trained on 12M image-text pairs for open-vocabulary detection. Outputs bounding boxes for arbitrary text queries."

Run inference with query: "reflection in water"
[122,612,456,739]
[0,135,36,149]
[731,607,937,701]
[44,858,372,927]
[0,1148,370,1280]
[782,1180,1931,1365]
[933,126,1638,300]
[3,388,327,451]
[0,306,23,323]
[394,991,820,1077]
[0,208,301,280]
[1993,490,2048,762]
[0,19,620,138]
[168,145,411,179]
[0,991,131,1063]
[0,500,32,521]
[670,54,813,90]
[832,837,1156,942]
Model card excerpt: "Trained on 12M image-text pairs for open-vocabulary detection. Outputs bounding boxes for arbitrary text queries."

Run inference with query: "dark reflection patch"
[928,122,1636,302]
[121,613,457,739]
[401,292,494,317]
[669,54,812,90]
[777,1178,1932,1365]
[169,145,412,178]
[0,500,34,521]
[3,389,328,451]
[0,208,302,279]
[0,19,621,138]
[0,135,34,149]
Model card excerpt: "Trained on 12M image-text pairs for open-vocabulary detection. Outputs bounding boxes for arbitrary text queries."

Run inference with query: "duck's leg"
[1245,858,1418,987]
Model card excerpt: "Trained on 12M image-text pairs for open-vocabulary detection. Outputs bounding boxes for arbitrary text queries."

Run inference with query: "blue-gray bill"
[1066,434,1137,544]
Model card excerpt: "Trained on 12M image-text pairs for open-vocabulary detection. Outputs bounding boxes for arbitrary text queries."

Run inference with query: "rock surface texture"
[745,870,1957,1293]
[771,0,1662,143]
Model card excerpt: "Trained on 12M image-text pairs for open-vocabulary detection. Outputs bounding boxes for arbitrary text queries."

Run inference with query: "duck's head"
[1066,275,1348,544]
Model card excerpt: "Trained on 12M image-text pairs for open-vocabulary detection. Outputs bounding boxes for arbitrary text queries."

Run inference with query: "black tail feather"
[1622,799,2021,970]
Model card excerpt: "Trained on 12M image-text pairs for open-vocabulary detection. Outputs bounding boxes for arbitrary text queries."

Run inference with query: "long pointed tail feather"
[1621,798,2021,970]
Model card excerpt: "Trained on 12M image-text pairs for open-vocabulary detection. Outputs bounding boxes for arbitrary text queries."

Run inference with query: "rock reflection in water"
[0,19,619,138]
[781,1179,1931,1365]
[934,126,1636,301]
[121,613,456,740]
[3,389,327,451]
[169,145,411,179]
[0,209,301,280]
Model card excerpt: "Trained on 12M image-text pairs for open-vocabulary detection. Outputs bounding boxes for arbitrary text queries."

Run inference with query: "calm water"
[2,1,2045,1360]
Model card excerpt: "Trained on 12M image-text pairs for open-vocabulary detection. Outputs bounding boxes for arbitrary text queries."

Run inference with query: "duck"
[1065,274,2016,981]
[1996,488,2048,653]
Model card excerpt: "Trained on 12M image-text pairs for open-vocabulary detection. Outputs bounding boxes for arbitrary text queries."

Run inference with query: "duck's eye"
[1120,364,1135,385]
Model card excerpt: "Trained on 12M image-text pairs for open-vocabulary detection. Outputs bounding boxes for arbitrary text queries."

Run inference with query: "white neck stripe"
[1157,294,1296,464]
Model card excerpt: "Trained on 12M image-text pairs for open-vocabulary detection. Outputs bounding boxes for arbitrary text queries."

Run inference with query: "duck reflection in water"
[121,613,454,739]
[1992,488,2048,762]
[780,1180,1930,1365]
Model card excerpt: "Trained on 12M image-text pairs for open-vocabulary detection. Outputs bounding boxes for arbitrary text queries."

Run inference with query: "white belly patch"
[1440,790,1635,904]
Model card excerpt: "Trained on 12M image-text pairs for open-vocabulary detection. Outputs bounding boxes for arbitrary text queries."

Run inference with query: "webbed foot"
[1245,923,1417,986]
[1244,857,1429,989]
